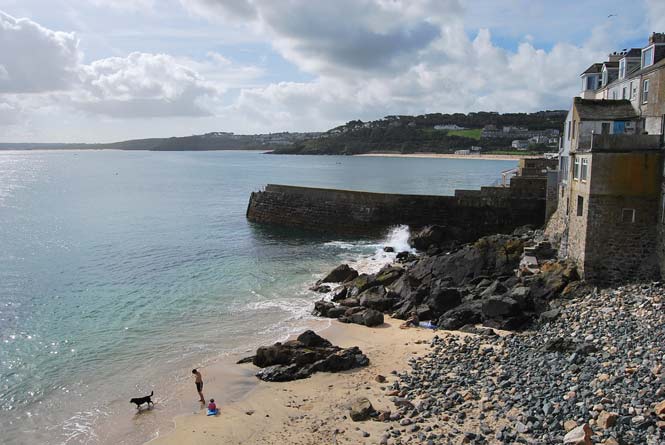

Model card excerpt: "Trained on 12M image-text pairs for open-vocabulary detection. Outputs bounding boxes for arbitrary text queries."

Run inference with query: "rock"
[564,420,578,432]
[383,246,395,252]
[339,308,384,327]
[348,274,378,297]
[396,251,417,263]
[359,286,396,311]
[349,397,374,421]
[563,424,592,445]
[309,283,331,293]
[320,264,358,284]
[424,285,462,317]
[375,266,404,286]
[331,286,348,301]
[437,301,482,330]
[375,374,386,383]
[250,332,369,382]
[561,281,593,299]
[297,330,332,348]
[597,411,618,429]
[337,298,360,307]
[409,225,447,250]
[655,400,665,419]
[481,296,520,318]
[312,300,335,317]
[326,306,349,318]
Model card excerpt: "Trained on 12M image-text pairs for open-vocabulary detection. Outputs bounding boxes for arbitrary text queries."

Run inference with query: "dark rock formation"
[239,330,369,382]
[311,231,581,332]
[319,264,359,283]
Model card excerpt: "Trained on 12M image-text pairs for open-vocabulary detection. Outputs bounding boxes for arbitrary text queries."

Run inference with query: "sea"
[0,150,516,444]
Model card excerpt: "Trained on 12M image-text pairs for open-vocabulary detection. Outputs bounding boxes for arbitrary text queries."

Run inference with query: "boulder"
[327,306,349,319]
[423,284,462,317]
[348,274,378,297]
[375,266,404,286]
[309,283,331,293]
[383,246,394,252]
[481,296,520,318]
[331,286,348,301]
[349,397,375,421]
[297,330,332,348]
[341,308,384,327]
[320,264,358,284]
[248,332,369,382]
[337,297,360,307]
[655,400,665,419]
[359,286,396,312]
[437,301,482,330]
[408,225,447,250]
[312,300,335,317]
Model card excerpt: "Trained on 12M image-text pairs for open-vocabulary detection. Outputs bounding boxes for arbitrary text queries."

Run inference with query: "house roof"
[581,63,603,75]
[603,61,619,69]
[573,98,638,120]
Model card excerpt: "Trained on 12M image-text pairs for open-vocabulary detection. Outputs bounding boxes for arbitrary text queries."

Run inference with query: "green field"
[447,128,482,140]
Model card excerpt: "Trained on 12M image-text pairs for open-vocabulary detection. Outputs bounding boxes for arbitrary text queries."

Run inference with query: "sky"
[0,0,664,142]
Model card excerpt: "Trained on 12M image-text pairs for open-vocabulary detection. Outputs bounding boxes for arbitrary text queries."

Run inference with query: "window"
[572,120,576,139]
[612,91,617,100]
[577,196,584,216]
[585,76,596,90]
[601,122,610,134]
[567,121,571,140]
[642,47,654,68]
[621,208,636,223]
[643,79,650,103]
[630,81,635,99]
[619,59,626,79]
[580,158,589,181]
[573,157,580,180]
[622,87,627,99]
[602,69,608,86]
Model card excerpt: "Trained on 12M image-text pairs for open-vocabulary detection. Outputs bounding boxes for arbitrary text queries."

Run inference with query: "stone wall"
[584,195,660,283]
[246,181,547,241]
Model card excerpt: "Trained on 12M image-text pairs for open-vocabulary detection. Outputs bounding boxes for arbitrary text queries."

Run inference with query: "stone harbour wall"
[246,182,547,241]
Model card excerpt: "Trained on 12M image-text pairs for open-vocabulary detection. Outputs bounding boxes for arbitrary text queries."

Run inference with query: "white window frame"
[619,59,626,79]
[580,158,589,182]
[643,79,650,103]
[622,87,627,99]
[621,208,636,223]
[573,157,580,180]
[642,46,654,68]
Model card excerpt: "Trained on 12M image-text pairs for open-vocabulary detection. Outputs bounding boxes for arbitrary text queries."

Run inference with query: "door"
[601,122,610,134]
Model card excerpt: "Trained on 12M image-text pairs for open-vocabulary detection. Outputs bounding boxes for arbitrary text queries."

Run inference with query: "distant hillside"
[273,111,567,155]
[0,131,322,151]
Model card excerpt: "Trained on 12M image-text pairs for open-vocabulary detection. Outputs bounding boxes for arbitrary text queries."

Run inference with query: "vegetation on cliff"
[274,110,566,155]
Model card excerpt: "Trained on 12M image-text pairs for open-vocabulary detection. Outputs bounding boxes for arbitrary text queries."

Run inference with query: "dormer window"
[619,59,626,79]
[642,46,654,68]
[602,69,608,86]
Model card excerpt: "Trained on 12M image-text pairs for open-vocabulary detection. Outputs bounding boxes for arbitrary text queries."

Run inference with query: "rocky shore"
[301,226,665,444]
[377,282,665,444]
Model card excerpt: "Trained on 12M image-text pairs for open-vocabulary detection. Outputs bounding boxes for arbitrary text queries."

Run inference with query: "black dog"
[130,391,154,409]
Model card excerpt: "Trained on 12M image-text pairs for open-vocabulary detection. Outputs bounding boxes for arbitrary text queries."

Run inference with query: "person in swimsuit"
[192,369,205,403]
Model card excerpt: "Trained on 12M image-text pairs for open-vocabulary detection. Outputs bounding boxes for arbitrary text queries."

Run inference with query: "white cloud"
[0,11,80,93]
[646,0,665,33]
[71,52,221,117]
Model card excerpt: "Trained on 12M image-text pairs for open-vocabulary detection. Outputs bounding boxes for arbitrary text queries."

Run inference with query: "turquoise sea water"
[0,150,515,444]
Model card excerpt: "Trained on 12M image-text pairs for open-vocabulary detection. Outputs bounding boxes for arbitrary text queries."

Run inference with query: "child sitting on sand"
[207,398,218,416]
[399,311,419,329]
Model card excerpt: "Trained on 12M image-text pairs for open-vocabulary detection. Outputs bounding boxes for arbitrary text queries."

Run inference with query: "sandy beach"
[355,152,544,161]
[148,317,437,445]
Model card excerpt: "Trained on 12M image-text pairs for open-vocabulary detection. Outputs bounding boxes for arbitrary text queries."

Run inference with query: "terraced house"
[548,32,665,284]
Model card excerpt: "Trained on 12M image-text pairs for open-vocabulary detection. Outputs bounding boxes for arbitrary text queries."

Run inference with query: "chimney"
[608,52,622,62]
[649,32,665,44]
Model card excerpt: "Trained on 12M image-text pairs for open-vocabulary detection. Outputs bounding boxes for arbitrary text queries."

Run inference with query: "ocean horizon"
[0,150,516,444]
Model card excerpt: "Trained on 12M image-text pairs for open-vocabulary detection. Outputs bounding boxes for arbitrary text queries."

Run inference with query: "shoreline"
[147,317,437,445]
[355,152,543,161]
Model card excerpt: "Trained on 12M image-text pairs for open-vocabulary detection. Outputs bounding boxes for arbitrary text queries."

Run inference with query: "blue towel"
[207,408,218,416]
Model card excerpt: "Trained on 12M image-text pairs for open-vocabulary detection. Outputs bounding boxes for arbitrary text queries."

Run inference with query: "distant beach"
[355,152,544,161]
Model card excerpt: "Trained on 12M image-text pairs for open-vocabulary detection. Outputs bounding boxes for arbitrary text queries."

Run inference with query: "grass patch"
[447,128,482,140]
